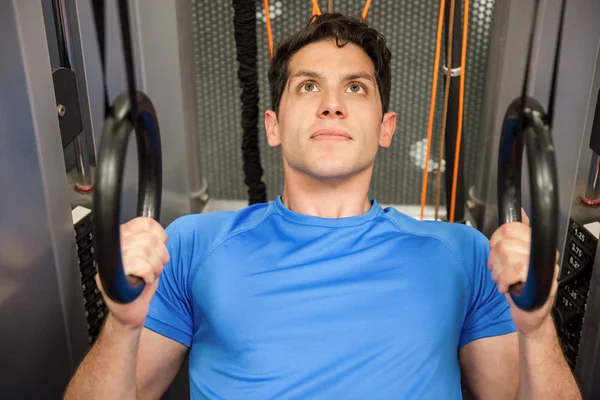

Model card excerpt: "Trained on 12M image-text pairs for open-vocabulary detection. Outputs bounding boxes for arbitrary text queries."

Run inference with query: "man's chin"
[305,164,367,181]
[284,157,372,181]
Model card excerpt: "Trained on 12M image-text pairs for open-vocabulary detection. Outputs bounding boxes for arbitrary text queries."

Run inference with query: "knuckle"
[125,256,150,273]
[500,223,513,237]
[141,245,154,260]
[162,247,171,264]
[491,267,501,282]
[517,260,527,271]
[519,239,531,253]
[138,230,162,248]
[144,272,155,284]
[518,261,529,276]
[139,216,152,228]
[138,232,158,249]
[150,233,164,249]
[496,240,508,254]
[130,246,146,258]
[121,246,134,260]
[131,217,146,229]
[487,255,494,271]
[156,229,168,245]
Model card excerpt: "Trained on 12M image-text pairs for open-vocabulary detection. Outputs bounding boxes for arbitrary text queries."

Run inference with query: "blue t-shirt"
[145,197,516,399]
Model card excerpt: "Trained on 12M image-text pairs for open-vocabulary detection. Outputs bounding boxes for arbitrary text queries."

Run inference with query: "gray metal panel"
[41,0,97,175]
[62,0,101,170]
[72,0,205,226]
[573,30,600,400]
[473,0,535,236]
[53,1,205,397]
[0,1,88,398]
[576,42,600,184]
[473,1,600,395]
[475,0,600,249]
[530,1,600,258]
[135,0,207,223]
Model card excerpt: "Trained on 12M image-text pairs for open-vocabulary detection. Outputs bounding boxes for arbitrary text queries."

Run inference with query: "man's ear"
[265,110,281,147]
[379,111,397,148]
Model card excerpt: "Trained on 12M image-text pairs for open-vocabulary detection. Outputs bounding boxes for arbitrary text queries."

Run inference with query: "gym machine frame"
[467,0,600,397]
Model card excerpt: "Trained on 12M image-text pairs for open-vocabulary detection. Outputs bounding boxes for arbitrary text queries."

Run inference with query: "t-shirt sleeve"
[459,230,517,349]
[144,218,195,347]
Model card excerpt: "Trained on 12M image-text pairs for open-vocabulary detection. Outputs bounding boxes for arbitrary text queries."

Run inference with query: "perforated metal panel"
[191,0,495,205]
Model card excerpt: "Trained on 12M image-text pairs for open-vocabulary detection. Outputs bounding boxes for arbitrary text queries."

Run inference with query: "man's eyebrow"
[344,72,377,86]
[287,70,377,89]
[289,70,326,80]
[287,70,325,89]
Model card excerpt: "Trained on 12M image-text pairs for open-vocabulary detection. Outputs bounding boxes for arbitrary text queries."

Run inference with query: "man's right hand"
[96,216,170,331]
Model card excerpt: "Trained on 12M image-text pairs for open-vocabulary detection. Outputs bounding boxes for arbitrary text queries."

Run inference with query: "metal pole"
[580,89,600,206]
[53,0,93,192]
[580,152,600,205]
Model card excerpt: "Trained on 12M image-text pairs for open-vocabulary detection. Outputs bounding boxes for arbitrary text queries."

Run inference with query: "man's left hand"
[488,208,560,337]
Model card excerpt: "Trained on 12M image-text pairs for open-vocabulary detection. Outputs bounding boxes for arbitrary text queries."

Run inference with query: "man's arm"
[459,333,519,399]
[459,327,581,400]
[64,314,140,400]
[64,217,187,399]
[64,315,187,400]
[137,328,188,398]
[482,211,582,399]
[516,318,581,400]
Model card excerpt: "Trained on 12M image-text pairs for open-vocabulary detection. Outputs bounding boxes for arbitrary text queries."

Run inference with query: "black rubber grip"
[93,91,162,304]
[497,97,559,310]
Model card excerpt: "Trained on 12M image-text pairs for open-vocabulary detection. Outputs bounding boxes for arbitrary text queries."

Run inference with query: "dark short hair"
[268,13,392,115]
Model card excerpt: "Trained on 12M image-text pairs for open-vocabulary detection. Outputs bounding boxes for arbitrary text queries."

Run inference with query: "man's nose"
[318,90,347,118]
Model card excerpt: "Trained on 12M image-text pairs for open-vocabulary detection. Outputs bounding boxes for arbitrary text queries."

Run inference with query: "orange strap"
[419,0,446,221]
[312,1,371,20]
[362,0,373,21]
[312,0,322,16]
[266,0,373,58]
[264,0,274,60]
[435,0,456,221]
[421,0,469,222]
[448,0,469,223]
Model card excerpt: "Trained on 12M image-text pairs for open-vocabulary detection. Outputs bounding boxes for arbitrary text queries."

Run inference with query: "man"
[65,13,581,399]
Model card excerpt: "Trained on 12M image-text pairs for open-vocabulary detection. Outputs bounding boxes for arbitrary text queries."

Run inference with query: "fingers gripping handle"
[93,91,162,304]
[497,97,559,311]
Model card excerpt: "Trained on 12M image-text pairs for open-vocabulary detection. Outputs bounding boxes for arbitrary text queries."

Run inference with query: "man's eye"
[299,82,318,92]
[347,83,366,94]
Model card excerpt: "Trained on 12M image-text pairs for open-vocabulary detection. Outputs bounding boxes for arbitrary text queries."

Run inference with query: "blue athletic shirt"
[145,196,516,399]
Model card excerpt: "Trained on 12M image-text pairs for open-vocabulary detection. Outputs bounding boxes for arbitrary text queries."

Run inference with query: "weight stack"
[72,206,107,344]
[554,183,600,370]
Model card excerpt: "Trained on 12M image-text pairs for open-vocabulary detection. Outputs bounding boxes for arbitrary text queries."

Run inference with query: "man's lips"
[311,129,352,140]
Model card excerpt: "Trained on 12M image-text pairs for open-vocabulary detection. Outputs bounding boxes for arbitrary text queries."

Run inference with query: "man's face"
[265,40,396,181]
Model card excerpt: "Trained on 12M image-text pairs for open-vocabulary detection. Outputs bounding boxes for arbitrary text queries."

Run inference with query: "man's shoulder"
[380,207,495,302]
[379,206,490,256]
[165,201,274,249]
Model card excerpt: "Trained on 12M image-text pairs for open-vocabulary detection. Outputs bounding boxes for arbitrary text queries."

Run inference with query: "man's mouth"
[311,129,352,140]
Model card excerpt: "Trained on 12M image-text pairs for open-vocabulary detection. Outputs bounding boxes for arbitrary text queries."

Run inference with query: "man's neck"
[280,168,373,219]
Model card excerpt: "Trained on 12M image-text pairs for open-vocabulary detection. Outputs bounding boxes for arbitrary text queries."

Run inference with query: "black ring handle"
[497,97,559,311]
[93,91,162,304]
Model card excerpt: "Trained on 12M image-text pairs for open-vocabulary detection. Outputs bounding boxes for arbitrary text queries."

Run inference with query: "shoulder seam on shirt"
[145,314,193,346]
[187,207,275,296]
[379,214,474,293]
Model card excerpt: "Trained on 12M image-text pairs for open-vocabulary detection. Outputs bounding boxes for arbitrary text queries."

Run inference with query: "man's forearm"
[517,317,581,400]
[64,314,141,400]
